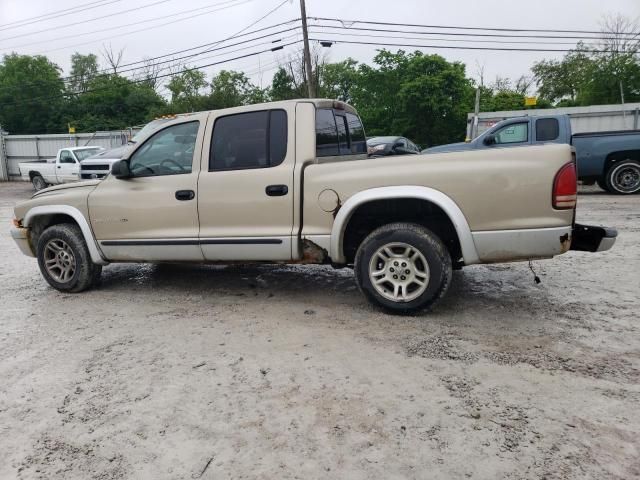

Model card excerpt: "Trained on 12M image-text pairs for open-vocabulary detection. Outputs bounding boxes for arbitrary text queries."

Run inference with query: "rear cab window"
[316,108,367,158]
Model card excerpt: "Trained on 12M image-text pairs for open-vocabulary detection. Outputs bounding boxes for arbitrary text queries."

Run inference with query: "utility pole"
[299,0,314,98]
[471,87,481,140]
[620,80,627,125]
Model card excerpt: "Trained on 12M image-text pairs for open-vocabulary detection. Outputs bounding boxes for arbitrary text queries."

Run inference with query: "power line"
[308,27,598,47]
[0,0,122,31]
[309,23,639,42]
[2,0,251,51]
[0,41,300,108]
[1,26,299,94]
[0,0,174,42]
[308,37,617,53]
[311,17,640,37]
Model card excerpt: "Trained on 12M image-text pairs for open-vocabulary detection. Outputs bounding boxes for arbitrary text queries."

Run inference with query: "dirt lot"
[0,181,638,480]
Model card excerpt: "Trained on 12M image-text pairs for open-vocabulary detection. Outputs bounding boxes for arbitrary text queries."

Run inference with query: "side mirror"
[111,160,131,179]
[483,134,496,146]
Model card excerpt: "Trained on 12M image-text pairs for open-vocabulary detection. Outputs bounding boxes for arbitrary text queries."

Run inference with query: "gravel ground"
[0,181,638,480]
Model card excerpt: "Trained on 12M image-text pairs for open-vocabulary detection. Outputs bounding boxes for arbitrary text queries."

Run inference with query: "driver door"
[88,115,207,261]
[57,149,80,183]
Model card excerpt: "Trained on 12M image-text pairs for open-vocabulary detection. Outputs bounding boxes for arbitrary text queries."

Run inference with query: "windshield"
[74,148,103,161]
[131,118,173,143]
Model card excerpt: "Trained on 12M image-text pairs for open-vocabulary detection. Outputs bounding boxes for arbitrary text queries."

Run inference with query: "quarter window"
[129,121,199,177]
[494,123,528,144]
[315,109,339,157]
[346,112,366,154]
[316,108,367,157]
[210,110,288,171]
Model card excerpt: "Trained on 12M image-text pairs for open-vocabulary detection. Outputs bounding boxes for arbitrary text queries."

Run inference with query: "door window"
[494,123,528,144]
[210,110,288,171]
[129,121,199,177]
[59,150,75,164]
[535,118,560,141]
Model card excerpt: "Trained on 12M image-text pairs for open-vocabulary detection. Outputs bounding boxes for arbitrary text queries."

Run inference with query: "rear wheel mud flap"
[570,223,618,253]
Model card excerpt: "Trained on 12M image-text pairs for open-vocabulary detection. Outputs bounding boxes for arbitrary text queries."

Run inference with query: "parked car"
[19,146,104,190]
[80,115,194,179]
[423,115,640,194]
[367,136,421,157]
[11,99,616,314]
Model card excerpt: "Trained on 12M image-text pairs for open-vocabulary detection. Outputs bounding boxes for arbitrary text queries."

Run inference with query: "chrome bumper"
[570,224,617,253]
[10,227,35,257]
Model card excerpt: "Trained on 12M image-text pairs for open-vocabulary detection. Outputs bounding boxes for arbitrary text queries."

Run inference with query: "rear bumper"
[570,223,617,253]
[11,227,35,257]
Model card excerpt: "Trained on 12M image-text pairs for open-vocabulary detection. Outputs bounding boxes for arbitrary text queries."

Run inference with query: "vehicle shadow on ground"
[97,262,570,322]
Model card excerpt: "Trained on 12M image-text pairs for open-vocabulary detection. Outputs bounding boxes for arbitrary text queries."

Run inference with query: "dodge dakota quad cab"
[424,115,640,194]
[19,146,105,190]
[10,100,618,313]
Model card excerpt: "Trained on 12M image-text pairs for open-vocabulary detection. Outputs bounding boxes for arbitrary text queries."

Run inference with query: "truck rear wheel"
[606,160,640,195]
[354,223,452,314]
[36,223,102,293]
[32,174,47,191]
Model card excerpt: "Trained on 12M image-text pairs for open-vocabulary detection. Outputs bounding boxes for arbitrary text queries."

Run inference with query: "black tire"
[36,223,102,293]
[605,160,640,195]
[354,222,452,314]
[596,177,611,192]
[32,174,47,191]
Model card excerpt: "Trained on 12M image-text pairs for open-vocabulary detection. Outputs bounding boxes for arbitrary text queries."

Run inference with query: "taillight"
[553,162,577,209]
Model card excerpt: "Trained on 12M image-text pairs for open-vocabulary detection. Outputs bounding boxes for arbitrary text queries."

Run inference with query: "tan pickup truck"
[10,99,617,313]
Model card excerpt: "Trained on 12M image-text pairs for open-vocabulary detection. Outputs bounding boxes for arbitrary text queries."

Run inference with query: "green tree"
[166,69,207,112]
[268,67,299,100]
[69,52,99,93]
[318,58,359,103]
[209,70,262,109]
[70,74,165,131]
[350,50,473,147]
[0,53,65,134]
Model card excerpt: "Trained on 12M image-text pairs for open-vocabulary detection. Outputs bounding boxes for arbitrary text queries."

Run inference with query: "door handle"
[175,190,195,201]
[265,185,288,196]
[57,166,61,169]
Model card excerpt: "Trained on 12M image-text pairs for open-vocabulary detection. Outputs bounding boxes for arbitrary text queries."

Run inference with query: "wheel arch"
[23,206,108,265]
[330,186,479,265]
[603,149,640,174]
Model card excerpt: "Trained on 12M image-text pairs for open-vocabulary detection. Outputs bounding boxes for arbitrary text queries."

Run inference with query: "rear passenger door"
[197,108,294,261]
[534,117,561,144]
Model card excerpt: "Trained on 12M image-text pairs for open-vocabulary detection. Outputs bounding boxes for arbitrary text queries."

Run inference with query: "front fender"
[23,205,108,265]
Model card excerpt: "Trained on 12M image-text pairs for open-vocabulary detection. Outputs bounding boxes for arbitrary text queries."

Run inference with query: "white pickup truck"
[19,146,104,190]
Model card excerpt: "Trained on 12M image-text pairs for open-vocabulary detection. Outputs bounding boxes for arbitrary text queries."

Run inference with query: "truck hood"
[83,144,130,162]
[422,142,473,154]
[33,180,101,197]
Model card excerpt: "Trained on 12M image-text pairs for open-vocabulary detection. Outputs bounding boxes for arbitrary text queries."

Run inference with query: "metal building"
[467,102,640,139]
[0,131,129,181]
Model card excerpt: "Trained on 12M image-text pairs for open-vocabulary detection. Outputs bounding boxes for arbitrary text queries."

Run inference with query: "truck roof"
[188,99,358,117]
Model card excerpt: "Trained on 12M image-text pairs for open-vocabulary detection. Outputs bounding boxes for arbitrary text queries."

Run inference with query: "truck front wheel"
[354,223,452,314]
[36,223,102,293]
[606,160,640,195]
